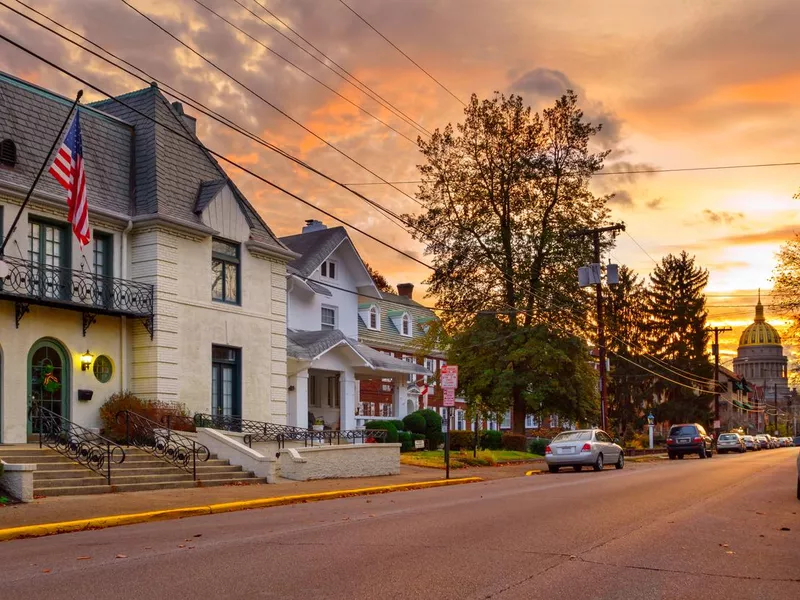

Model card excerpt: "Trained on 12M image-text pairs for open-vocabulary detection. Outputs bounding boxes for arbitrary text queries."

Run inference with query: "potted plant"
[312,418,325,432]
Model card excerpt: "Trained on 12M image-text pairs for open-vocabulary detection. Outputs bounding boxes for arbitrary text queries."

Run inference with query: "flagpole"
[0,89,83,257]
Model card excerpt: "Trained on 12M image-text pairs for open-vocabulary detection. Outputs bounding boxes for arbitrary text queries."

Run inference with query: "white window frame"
[404,355,417,384]
[456,409,466,430]
[368,305,380,330]
[424,358,437,387]
[321,305,337,330]
[320,259,338,280]
[401,312,412,337]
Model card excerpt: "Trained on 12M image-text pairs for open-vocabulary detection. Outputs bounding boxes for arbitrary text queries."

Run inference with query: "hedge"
[449,430,476,451]
[480,430,502,450]
[501,433,527,452]
[528,437,550,456]
[364,420,399,444]
[390,419,406,432]
[398,431,414,452]
[402,412,426,435]
[418,409,444,449]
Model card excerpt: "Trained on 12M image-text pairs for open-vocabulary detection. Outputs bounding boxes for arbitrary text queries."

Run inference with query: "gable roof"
[194,179,227,214]
[0,72,132,216]
[279,226,348,277]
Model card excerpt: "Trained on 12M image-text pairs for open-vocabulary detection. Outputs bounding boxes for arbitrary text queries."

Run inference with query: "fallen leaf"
[76,556,91,561]
[726,551,735,555]
[193,534,202,538]
[365,500,372,503]
[779,527,791,532]
[178,545,185,549]
[41,569,51,574]
[115,554,127,559]
[756,511,765,515]
[719,543,729,548]
[368,514,375,518]
[144,547,152,550]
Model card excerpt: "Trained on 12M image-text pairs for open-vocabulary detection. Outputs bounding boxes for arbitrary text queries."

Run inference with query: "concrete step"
[34,466,250,483]
[39,477,266,497]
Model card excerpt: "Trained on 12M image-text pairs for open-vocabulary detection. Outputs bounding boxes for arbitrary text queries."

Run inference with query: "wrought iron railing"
[116,410,210,480]
[30,403,126,484]
[191,413,387,449]
[0,255,153,316]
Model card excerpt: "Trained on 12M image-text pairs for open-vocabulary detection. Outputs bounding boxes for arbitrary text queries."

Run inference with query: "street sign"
[441,365,458,389]
[443,387,455,407]
[420,384,429,396]
[414,439,425,449]
[713,420,720,429]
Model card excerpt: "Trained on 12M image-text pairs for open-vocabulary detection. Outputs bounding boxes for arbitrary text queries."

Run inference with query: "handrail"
[116,410,210,480]
[191,413,387,448]
[30,403,126,484]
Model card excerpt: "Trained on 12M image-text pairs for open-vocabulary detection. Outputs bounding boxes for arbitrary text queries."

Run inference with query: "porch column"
[340,370,356,431]
[393,376,409,419]
[289,369,309,429]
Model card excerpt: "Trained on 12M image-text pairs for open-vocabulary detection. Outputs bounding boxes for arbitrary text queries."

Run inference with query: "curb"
[0,477,483,542]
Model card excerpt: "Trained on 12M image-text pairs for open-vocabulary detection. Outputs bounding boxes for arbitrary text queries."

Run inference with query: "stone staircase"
[0,445,266,497]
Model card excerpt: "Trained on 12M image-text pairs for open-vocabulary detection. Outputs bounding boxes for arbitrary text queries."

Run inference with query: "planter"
[312,424,324,432]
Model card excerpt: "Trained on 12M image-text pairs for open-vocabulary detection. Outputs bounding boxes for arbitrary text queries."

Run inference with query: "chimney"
[397,283,414,299]
[171,101,197,135]
[302,219,327,234]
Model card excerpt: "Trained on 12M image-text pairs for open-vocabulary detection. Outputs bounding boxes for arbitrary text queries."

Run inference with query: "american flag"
[49,111,90,247]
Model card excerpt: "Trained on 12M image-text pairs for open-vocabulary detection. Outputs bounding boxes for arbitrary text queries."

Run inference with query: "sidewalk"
[0,463,536,530]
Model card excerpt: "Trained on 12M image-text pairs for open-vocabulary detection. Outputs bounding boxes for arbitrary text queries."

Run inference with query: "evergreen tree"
[645,252,712,424]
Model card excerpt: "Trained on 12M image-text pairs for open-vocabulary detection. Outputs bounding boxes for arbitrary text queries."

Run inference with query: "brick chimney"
[397,283,414,299]
[302,219,327,234]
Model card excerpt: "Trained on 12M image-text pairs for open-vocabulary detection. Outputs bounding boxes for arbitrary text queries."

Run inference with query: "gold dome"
[738,291,781,347]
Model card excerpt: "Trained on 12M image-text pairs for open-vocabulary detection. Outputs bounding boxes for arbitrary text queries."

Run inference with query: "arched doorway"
[28,338,70,434]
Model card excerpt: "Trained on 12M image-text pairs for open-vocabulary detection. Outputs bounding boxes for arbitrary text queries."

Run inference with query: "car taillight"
[545,445,552,454]
[693,437,702,443]
[667,438,674,445]
[581,443,592,452]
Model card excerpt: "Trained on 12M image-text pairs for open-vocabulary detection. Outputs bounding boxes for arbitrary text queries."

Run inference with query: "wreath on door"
[41,363,61,393]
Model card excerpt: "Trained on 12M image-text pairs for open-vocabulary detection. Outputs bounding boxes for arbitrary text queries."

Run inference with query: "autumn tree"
[404,91,610,433]
[645,252,713,424]
[364,263,395,294]
[772,234,800,345]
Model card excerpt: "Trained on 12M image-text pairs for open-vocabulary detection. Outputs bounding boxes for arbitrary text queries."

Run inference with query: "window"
[93,231,113,307]
[211,238,240,304]
[424,358,437,386]
[501,411,511,429]
[29,219,68,299]
[320,260,337,279]
[93,355,113,383]
[321,305,337,330]
[212,345,240,417]
[525,414,538,428]
[0,139,16,167]
[327,375,340,408]
[380,403,393,417]
[401,313,411,337]
[369,305,379,330]
[456,409,466,430]
[404,355,417,384]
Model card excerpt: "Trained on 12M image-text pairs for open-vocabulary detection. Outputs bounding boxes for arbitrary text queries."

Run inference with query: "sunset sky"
[2,0,799,364]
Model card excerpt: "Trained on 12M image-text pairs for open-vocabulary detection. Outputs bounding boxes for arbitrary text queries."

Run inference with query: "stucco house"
[0,73,294,443]
[280,220,428,430]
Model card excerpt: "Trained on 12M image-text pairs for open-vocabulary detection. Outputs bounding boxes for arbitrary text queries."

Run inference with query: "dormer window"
[0,139,16,167]
[320,260,337,280]
[401,313,411,337]
[369,305,379,330]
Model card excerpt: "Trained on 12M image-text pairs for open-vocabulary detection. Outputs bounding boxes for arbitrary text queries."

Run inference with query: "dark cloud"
[701,209,745,225]
[510,68,572,99]
[608,190,634,207]
[646,197,664,210]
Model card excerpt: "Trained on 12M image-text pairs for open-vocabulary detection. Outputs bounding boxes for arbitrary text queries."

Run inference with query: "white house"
[0,73,294,443]
[279,221,428,430]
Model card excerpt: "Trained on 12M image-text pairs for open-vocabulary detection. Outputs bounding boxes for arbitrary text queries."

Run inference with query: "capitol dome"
[738,294,781,347]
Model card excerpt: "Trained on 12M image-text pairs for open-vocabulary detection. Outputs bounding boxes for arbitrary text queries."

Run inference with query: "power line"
[624,230,659,266]
[115,0,425,208]
[231,0,432,138]
[185,0,419,145]
[336,0,466,106]
[341,159,800,185]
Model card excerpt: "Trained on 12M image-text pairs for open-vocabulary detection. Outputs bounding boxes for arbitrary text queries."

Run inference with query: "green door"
[28,339,70,434]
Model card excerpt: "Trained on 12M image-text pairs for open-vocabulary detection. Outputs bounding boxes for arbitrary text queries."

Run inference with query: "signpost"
[647,413,655,450]
[414,439,425,450]
[441,366,458,479]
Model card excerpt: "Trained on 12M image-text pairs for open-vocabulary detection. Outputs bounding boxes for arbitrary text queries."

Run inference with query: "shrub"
[100,392,192,442]
[403,412,426,435]
[417,409,443,449]
[480,429,502,450]
[501,433,528,452]
[391,419,406,432]
[528,437,550,456]
[457,449,497,467]
[449,430,476,451]
[398,431,414,452]
[364,420,399,444]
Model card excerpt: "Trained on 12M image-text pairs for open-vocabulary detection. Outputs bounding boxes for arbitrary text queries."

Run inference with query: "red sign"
[420,384,429,396]
[443,388,455,407]
[441,365,458,389]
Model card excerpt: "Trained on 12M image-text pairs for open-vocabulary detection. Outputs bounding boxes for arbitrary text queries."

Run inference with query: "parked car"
[717,433,746,454]
[667,423,714,459]
[756,434,770,449]
[767,435,780,449]
[544,429,624,473]
[742,435,759,451]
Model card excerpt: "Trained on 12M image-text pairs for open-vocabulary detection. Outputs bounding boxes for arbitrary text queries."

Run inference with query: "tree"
[448,314,599,427]
[404,91,611,433]
[605,266,651,434]
[772,234,800,346]
[645,252,712,424]
[364,263,395,294]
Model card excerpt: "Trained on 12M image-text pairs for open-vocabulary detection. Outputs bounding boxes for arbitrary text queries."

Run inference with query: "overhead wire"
[336,0,466,106]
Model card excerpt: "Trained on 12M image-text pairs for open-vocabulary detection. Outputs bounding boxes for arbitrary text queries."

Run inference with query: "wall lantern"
[80,350,94,371]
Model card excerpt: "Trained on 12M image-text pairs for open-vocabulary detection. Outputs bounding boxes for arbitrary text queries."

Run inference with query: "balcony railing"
[0,255,154,336]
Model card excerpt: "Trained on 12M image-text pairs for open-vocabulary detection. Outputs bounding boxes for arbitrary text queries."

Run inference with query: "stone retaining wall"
[278,444,401,481]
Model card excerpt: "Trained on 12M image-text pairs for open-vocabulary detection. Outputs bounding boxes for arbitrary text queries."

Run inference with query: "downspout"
[120,219,133,392]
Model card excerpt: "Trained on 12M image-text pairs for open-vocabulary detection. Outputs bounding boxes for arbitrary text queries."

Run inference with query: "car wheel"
[699,447,707,459]
[593,453,604,471]
[615,453,624,470]
[573,466,582,472]
[548,465,559,474]
[668,452,676,460]
[678,453,684,459]
[707,448,713,458]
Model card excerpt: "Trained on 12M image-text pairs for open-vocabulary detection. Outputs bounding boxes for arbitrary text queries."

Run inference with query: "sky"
[1,0,799,365]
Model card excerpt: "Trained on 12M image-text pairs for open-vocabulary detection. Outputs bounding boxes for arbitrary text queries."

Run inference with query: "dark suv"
[667,424,714,460]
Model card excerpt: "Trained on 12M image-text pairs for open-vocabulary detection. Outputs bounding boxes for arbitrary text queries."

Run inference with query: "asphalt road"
[2,449,798,600]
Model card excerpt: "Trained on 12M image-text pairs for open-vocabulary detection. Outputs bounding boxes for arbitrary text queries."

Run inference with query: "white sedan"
[545,429,624,473]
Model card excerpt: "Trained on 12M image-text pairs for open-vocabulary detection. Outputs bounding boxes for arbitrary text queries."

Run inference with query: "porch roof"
[287,329,430,375]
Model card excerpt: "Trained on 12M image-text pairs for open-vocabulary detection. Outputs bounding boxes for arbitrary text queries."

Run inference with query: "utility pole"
[708,326,732,440]
[774,382,778,435]
[570,223,625,431]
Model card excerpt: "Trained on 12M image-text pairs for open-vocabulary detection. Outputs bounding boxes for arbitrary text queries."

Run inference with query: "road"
[2,449,798,599]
